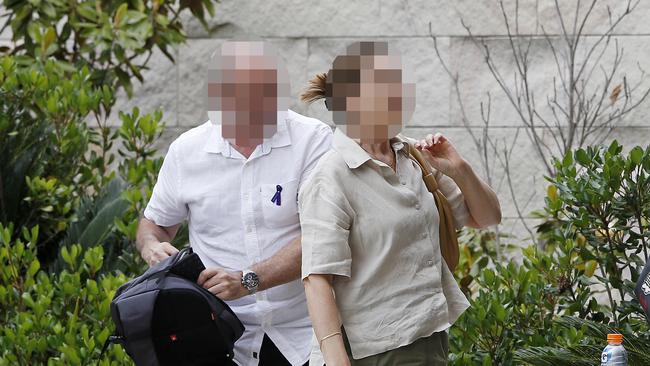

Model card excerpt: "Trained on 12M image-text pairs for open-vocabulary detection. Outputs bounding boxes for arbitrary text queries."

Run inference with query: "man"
[135,41,332,366]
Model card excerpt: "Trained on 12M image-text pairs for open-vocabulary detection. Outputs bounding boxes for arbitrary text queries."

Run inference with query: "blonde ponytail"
[300,73,328,104]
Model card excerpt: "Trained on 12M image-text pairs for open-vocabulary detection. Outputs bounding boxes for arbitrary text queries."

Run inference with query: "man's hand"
[198,268,249,301]
[141,241,179,267]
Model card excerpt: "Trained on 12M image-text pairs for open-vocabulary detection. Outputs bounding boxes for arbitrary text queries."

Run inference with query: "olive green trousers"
[342,329,449,366]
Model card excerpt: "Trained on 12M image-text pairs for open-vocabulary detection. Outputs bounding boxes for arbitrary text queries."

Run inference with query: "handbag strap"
[403,141,460,272]
[406,143,439,191]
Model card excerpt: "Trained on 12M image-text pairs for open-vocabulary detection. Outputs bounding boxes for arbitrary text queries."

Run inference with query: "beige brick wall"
[3,1,650,243]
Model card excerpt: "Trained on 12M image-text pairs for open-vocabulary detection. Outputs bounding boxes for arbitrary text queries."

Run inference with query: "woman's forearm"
[303,274,351,366]
[452,159,502,228]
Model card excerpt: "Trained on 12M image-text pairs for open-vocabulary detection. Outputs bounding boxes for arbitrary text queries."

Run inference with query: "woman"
[298,41,502,366]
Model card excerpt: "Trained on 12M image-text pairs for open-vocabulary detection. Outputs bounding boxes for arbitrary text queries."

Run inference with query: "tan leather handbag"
[405,143,460,272]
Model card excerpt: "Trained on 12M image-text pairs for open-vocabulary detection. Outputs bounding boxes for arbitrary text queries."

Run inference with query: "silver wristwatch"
[241,269,260,294]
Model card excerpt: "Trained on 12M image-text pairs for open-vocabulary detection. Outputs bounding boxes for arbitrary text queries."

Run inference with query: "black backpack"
[101,247,245,365]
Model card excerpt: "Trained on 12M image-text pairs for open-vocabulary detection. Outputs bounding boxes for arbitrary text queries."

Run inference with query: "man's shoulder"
[168,120,213,152]
[285,109,332,138]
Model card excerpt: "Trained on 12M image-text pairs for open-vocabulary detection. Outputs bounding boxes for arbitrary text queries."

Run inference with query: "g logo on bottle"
[601,351,610,362]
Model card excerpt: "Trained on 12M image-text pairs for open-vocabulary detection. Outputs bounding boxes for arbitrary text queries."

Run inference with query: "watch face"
[243,272,259,290]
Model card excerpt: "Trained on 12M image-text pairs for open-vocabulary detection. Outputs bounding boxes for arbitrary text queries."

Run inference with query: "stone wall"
[3,1,650,244]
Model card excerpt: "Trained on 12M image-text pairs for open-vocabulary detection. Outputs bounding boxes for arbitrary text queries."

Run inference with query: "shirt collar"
[333,128,407,169]
[203,110,291,156]
[391,134,408,153]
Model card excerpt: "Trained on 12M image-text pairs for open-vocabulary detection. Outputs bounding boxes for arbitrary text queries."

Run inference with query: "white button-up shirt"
[144,110,333,366]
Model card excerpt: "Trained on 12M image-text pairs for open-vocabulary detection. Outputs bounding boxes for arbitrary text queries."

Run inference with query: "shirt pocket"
[259,179,299,228]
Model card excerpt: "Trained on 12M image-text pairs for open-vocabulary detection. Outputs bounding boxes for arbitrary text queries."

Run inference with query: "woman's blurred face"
[330,54,415,143]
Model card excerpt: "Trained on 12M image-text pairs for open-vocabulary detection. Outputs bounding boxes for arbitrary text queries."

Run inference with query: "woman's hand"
[414,133,467,179]
[415,133,503,228]
[323,352,351,366]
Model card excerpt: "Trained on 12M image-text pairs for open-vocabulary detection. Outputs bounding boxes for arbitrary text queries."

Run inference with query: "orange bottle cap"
[607,333,623,343]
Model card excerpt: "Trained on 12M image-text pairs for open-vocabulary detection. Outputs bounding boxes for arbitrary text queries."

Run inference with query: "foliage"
[451,141,650,365]
[516,317,650,366]
[455,227,518,296]
[52,178,129,273]
[0,1,201,363]
[543,140,650,327]
[1,0,218,97]
[450,245,577,366]
[0,56,106,263]
[433,0,649,177]
[0,223,132,365]
[0,54,174,273]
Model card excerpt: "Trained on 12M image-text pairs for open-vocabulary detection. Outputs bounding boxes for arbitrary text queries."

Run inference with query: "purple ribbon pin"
[271,185,282,206]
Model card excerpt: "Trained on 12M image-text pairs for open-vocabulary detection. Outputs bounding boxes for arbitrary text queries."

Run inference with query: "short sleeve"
[298,124,333,190]
[143,142,188,227]
[298,177,353,279]
[435,170,470,230]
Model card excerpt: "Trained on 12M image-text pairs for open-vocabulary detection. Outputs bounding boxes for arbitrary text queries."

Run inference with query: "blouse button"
[415,203,421,210]
[427,260,434,266]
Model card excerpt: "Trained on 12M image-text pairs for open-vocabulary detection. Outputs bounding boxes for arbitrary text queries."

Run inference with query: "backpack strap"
[98,334,124,360]
[404,141,460,272]
[118,247,192,296]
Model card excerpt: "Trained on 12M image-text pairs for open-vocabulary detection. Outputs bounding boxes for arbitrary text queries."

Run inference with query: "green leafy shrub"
[543,141,650,327]
[450,246,578,365]
[450,141,650,365]
[0,0,213,272]
[0,223,132,365]
[517,317,650,366]
[0,57,105,263]
[1,0,218,96]
[0,55,174,273]
[455,227,517,296]
[0,1,203,363]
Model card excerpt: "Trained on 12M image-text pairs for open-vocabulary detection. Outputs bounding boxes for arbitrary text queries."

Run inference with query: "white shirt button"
[427,260,434,266]
[415,203,421,210]
[401,181,406,185]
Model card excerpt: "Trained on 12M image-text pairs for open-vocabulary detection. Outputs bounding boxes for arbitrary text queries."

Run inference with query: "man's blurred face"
[206,42,290,147]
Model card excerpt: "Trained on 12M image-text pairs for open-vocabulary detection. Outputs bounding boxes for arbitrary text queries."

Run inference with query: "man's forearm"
[135,218,176,253]
[251,236,302,291]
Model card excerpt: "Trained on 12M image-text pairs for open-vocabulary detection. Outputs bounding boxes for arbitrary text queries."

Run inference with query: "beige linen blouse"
[299,128,471,360]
